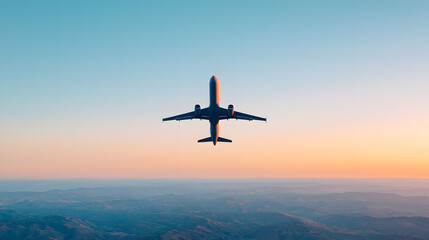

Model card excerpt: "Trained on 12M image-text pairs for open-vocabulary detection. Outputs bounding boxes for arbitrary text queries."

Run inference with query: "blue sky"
[1,1,429,178]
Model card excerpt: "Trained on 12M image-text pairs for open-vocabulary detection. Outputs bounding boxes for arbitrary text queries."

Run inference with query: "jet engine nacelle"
[195,104,201,117]
[228,104,234,117]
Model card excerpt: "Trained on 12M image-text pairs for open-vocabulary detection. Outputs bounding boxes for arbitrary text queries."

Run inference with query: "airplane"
[162,75,266,145]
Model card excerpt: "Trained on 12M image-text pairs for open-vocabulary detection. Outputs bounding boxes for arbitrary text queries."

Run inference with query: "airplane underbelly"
[210,123,219,143]
[209,105,220,125]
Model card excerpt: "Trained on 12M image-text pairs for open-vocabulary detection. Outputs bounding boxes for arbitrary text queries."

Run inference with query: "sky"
[1,0,428,179]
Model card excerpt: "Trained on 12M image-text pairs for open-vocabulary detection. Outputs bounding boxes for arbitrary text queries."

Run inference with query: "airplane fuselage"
[209,76,220,145]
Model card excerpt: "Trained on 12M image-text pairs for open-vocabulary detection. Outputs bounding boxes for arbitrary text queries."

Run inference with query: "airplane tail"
[218,137,232,142]
[197,137,212,143]
[197,137,232,143]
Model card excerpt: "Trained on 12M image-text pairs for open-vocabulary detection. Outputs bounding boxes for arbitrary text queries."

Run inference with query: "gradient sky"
[1,0,428,179]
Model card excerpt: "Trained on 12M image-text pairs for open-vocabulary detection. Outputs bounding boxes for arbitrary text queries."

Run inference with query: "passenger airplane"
[163,75,266,145]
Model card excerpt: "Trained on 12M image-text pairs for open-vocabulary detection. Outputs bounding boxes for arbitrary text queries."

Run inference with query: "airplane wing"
[219,108,266,121]
[163,108,209,121]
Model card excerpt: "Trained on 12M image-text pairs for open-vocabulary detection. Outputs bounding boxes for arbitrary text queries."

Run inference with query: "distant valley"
[1,179,429,240]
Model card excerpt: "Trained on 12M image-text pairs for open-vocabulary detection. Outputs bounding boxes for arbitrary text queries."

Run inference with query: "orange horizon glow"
[2,114,428,179]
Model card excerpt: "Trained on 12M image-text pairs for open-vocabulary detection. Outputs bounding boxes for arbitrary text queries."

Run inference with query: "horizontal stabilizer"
[197,137,212,143]
[197,137,232,143]
[217,137,232,143]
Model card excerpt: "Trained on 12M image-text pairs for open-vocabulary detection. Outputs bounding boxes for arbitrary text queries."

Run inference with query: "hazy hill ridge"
[1,180,429,240]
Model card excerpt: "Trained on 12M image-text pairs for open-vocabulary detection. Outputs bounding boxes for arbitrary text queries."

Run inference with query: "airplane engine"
[194,104,201,117]
[228,104,234,117]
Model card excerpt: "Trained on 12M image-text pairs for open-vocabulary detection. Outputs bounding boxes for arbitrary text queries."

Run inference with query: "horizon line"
[1,177,429,181]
